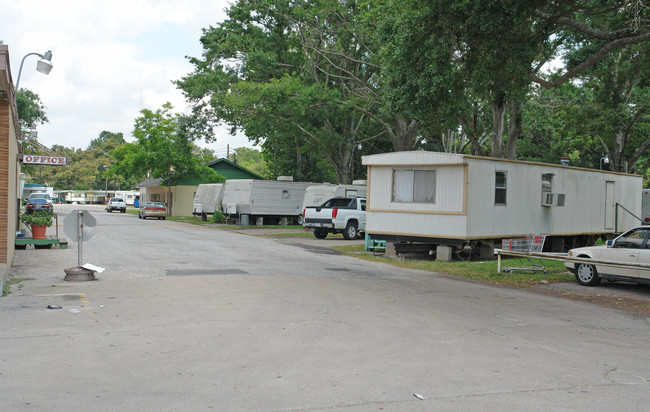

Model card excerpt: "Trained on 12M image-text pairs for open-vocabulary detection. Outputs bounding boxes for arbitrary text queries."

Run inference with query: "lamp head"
[603,155,609,165]
[36,50,53,75]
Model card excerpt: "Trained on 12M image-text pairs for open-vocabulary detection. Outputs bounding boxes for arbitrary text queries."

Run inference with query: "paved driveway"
[2,204,650,411]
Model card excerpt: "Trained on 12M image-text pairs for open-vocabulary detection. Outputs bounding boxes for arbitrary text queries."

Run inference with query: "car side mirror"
[606,240,614,248]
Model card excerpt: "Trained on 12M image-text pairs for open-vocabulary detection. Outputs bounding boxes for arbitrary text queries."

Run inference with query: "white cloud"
[1,0,256,153]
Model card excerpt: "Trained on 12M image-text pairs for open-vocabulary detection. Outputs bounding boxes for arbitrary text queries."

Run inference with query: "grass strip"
[332,244,572,287]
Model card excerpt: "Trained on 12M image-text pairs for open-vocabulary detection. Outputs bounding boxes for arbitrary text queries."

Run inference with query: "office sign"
[22,155,68,165]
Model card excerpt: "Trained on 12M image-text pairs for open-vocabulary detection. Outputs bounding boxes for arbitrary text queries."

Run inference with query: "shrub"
[211,210,225,224]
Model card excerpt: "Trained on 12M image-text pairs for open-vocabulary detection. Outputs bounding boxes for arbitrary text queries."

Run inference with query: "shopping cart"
[501,234,547,273]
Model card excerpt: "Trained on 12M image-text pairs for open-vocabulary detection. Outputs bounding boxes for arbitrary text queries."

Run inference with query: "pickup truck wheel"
[343,222,358,240]
[107,208,112,213]
[121,209,126,213]
[314,229,328,239]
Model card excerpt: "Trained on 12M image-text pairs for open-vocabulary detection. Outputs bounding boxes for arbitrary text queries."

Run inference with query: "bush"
[211,210,225,224]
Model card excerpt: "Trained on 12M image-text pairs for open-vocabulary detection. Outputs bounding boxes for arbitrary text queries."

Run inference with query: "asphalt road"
[2,204,650,411]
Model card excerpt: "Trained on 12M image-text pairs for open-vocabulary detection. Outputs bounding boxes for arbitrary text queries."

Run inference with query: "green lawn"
[332,244,573,287]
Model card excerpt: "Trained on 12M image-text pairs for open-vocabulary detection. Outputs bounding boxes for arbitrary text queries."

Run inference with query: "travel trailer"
[221,179,313,225]
[192,183,225,220]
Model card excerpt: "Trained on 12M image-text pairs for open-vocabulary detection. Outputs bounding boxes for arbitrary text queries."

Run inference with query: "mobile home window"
[495,171,507,205]
[392,169,436,203]
[542,173,553,192]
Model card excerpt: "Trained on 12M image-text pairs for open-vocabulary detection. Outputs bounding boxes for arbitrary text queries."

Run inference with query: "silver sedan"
[138,202,167,220]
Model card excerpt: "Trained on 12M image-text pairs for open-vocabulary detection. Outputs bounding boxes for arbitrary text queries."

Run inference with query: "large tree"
[520,42,650,173]
[177,0,415,183]
[110,103,223,212]
[379,0,650,159]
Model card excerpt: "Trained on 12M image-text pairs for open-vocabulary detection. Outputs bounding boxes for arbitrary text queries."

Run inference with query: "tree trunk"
[505,101,522,159]
[295,139,303,180]
[491,96,507,158]
[471,113,482,155]
[393,116,421,151]
[612,129,626,172]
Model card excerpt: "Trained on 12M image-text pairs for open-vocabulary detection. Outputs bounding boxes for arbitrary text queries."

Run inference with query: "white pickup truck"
[302,197,366,240]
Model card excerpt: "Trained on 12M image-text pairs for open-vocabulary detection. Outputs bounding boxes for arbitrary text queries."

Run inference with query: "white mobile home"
[221,179,313,224]
[362,151,642,253]
[300,183,367,212]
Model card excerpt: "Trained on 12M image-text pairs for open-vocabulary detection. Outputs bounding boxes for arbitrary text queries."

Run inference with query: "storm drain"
[166,268,249,276]
[324,268,350,272]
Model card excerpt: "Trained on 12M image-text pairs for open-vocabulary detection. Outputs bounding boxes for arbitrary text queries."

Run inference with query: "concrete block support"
[436,245,453,262]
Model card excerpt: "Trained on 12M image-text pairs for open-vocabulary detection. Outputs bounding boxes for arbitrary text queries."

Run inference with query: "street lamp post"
[15,50,53,91]
[600,155,610,170]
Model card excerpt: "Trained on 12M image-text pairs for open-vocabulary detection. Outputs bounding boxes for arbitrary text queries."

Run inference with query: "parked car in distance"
[107,197,127,213]
[565,226,650,286]
[139,202,167,220]
[29,192,53,205]
[25,198,53,214]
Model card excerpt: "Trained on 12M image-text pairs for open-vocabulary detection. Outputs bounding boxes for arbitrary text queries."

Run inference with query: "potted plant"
[21,210,54,239]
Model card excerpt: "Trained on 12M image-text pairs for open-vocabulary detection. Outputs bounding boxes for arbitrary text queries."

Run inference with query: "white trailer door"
[605,181,615,230]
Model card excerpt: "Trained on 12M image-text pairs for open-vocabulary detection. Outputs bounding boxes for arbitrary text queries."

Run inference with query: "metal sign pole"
[77,211,83,267]
[63,210,97,281]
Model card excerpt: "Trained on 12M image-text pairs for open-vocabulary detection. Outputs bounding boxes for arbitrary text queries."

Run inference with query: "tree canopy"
[109,102,223,187]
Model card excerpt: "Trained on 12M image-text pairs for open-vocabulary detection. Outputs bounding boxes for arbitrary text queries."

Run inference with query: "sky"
[2,0,253,157]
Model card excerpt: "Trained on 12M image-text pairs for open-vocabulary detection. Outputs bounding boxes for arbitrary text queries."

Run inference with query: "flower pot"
[31,224,47,239]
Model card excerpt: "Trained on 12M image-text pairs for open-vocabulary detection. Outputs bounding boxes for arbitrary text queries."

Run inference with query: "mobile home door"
[605,181,615,230]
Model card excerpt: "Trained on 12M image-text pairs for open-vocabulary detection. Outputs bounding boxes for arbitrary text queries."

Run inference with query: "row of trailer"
[191,151,643,256]
[191,179,367,224]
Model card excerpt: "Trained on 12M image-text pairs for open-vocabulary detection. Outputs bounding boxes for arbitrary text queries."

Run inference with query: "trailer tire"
[343,222,358,240]
[314,229,328,239]
[575,262,601,286]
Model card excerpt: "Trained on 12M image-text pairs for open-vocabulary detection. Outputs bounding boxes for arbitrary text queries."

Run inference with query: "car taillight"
[302,209,306,218]
[332,208,338,218]
[27,205,34,209]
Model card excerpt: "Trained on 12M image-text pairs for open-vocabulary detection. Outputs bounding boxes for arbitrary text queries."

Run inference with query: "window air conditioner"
[541,192,554,207]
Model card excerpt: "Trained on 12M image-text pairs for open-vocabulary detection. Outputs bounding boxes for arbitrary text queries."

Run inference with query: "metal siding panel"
[363,151,464,166]
[248,181,313,216]
[367,211,467,238]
